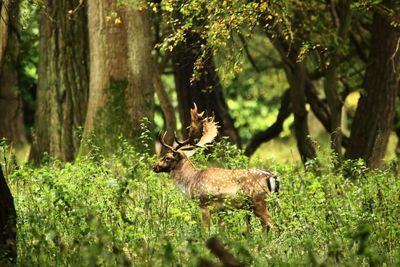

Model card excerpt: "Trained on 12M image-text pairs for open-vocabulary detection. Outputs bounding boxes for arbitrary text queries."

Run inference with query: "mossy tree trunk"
[172,32,240,146]
[0,0,26,150]
[345,2,400,168]
[0,166,17,265]
[30,0,89,162]
[80,1,154,155]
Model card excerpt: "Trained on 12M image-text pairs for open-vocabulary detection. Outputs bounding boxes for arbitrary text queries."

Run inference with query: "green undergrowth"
[2,140,400,266]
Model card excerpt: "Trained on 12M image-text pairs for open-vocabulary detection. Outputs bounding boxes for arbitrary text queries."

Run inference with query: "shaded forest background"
[0,0,399,167]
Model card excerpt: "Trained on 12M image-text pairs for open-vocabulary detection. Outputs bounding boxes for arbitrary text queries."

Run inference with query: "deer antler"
[159,103,219,155]
[174,103,206,148]
[188,103,205,142]
[179,116,219,157]
[195,116,219,148]
[159,131,176,152]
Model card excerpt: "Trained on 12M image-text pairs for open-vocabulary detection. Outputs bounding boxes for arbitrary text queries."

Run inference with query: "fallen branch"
[198,237,245,267]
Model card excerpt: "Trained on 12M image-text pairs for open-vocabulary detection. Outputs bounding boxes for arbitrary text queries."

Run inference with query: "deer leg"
[251,194,273,232]
[200,205,211,230]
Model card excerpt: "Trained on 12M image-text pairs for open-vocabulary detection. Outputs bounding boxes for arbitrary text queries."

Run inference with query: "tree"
[323,0,352,161]
[30,0,89,162]
[0,0,26,150]
[285,51,317,163]
[80,1,155,155]
[172,32,241,146]
[245,89,291,156]
[345,1,400,168]
[0,166,17,265]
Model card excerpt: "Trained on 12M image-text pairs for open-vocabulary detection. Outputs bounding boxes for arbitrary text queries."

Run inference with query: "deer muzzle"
[153,164,170,173]
[152,164,162,173]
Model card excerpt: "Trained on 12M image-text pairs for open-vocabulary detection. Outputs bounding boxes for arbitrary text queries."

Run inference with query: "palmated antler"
[159,103,219,155]
[179,116,219,156]
[195,116,219,148]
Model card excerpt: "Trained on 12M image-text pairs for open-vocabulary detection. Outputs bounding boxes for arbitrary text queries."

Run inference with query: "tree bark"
[0,0,26,150]
[0,166,17,265]
[30,0,89,162]
[80,1,154,155]
[172,33,240,147]
[345,2,400,168]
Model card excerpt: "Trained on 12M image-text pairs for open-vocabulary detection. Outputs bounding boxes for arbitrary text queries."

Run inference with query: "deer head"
[152,133,188,173]
[153,103,219,173]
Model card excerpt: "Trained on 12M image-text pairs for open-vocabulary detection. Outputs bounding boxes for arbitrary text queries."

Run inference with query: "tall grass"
[3,139,400,266]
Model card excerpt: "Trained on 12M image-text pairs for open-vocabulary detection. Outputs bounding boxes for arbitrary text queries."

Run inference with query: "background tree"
[172,32,241,146]
[0,0,26,150]
[30,0,89,162]
[345,1,400,168]
[80,1,155,155]
[0,166,17,265]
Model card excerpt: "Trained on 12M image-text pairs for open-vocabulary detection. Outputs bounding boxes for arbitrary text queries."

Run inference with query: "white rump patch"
[251,169,280,193]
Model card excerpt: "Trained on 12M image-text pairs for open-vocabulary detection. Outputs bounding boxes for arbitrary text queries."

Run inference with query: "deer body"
[171,158,278,199]
[154,151,279,231]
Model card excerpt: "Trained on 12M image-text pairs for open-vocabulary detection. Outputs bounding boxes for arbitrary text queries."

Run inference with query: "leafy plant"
[4,141,400,266]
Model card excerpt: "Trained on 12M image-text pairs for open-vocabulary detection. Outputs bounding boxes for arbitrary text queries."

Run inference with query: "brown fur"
[153,151,278,231]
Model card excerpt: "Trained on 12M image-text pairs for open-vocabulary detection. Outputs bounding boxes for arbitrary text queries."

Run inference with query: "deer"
[153,104,280,231]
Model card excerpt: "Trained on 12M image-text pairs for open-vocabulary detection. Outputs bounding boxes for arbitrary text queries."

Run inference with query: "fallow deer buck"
[153,104,280,231]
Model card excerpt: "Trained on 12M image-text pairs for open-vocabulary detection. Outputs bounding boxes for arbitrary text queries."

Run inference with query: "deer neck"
[170,158,198,198]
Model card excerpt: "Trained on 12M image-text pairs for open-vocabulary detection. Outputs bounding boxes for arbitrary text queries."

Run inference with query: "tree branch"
[245,89,291,156]
[305,79,349,148]
[238,33,260,73]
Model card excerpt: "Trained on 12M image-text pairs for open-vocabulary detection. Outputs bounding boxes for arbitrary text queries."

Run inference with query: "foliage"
[3,139,400,266]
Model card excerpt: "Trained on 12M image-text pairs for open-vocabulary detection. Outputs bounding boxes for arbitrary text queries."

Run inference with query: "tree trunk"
[30,0,89,162]
[323,0,352,161]
[345,3,400,168]
[0,0,26,150]
[324,66,343,159]
[80,1,154,155]
[272,38,317,163]
[0,166,17,265]
[288,58,317,163]
[172,33,240,147]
